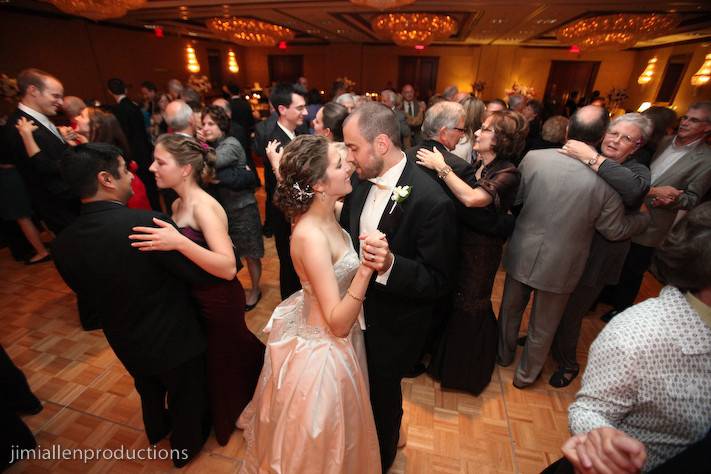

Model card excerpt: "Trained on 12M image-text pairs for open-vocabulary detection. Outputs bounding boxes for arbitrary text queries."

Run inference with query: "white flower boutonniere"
[388,185,412,214]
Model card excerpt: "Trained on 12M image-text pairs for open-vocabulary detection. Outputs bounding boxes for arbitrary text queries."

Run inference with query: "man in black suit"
[265,83,308,299]
[226,82,255,136]
[341,103,457,471]
[52,143,212,467]
[6,68,76,233]
[107,78,160,210]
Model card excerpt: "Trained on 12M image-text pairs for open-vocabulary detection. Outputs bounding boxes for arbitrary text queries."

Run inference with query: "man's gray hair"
[422,101,465,140]
[609,113,654,144]
[380,90,396,103]
[689,100,711,117]
[165,100,193,131]
[508,94,526,111]
[335,93,355,105]
[442,85,458,100]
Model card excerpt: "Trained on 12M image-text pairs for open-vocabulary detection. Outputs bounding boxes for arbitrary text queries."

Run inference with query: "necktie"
[46,121,65,143]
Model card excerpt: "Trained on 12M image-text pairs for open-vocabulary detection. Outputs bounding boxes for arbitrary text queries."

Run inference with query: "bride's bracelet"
[346,289,365,302]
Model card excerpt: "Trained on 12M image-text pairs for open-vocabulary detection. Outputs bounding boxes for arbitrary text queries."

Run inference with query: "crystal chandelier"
[556,14,678,51]
[48,0,146,20]
[350,0,415,9]
[372,13,457,47]
[691,53,711,87]
[206,17,294,47]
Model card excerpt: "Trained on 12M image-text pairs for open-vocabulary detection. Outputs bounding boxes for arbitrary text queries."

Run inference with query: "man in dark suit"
[265,83,308,299]
[226,82,255,136]
[400,83,426,146]
[107,78,160,210]
[52,143,212,467]
[341,103,457,472]
[6,68,76,233]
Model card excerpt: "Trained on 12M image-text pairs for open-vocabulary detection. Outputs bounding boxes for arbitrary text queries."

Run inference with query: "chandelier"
[350,0,415,9]
[48,0,146,20]
[556,13,678,51]
[372,13,457,47]
[206,17,294,47]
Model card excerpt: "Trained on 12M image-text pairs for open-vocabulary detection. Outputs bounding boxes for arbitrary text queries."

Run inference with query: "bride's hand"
[359,231,391,274]
[129,218,187,251]
[416,147,446,171]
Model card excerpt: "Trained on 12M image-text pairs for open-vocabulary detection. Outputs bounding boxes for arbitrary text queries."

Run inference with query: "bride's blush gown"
[237,229,380,473]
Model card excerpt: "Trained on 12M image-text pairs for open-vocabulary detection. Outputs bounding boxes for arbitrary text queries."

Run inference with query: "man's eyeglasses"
[450,127,466,133]
[680,115,710,124]
[605,130,640,146]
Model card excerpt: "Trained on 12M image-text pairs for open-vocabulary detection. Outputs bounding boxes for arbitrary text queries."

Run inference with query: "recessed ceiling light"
[188,32,198,36]
[491,18,505,24]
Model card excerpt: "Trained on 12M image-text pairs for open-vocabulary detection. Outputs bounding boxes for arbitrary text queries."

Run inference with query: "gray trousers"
[497,274,571,386]
[551,282,605,371]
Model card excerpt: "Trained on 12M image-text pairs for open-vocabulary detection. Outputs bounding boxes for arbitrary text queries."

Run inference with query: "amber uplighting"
[186,45,200,73]
[48,0,146,20]
[227,50,239,74]
[206,17,294,47]
[691,53,711,86]
[556,13,678,51]
[637,57,657,85]
[372,13,457,47]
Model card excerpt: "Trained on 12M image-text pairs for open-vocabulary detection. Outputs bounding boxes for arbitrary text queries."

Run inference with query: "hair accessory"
[200,142,210,151]
[291,182,314,202]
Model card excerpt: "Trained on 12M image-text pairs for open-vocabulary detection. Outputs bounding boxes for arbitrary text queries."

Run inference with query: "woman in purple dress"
[129,134,264,446]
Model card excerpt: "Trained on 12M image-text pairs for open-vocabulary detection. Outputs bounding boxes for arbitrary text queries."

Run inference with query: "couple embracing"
[238,102,456,473]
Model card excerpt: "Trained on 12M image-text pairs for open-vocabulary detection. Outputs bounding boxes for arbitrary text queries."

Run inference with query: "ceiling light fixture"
[206,16,295,47]
[372,13,457,47]
[556,13,678,51]
[48,0,146,20]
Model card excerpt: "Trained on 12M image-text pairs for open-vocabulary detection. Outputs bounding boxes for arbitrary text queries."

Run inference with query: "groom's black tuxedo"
[340,158,457,470]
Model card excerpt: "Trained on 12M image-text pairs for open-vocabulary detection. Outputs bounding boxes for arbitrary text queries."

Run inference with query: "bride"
[238,135,381,473]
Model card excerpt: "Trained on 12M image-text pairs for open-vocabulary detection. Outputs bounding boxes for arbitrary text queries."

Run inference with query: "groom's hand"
[360,231,393,275]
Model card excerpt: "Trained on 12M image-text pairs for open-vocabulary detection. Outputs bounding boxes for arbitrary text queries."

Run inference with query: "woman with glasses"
[416,110,525,395]
[544,113,653,387]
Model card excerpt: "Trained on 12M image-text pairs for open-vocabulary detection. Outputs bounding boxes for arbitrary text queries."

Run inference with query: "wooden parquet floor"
[1,187,663,473]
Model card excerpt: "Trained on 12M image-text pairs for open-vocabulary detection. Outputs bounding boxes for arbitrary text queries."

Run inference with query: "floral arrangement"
[505,82,536,99]
[607,88,629,110]
[1,74,19,102]
[472,80,486,98]
[187,74,211,95]
[336,76,356,91]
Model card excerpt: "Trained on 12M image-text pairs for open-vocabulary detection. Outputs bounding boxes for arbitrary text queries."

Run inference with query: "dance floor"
[1,183,662,473]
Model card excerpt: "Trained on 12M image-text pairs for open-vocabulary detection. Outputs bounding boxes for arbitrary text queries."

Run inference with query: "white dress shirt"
[276,121,296,141]
[18,102,64,143]
[650,137,702,184]
[360,153,407,285]
[568,286,711,471]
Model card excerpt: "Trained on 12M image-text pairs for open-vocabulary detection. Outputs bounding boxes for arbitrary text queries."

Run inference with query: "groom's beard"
[355,155,384,180]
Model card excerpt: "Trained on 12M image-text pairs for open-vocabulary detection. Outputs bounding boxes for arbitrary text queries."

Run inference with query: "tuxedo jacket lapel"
[19,109,63,146]
[376,159,414,242]
[349,177,373,252]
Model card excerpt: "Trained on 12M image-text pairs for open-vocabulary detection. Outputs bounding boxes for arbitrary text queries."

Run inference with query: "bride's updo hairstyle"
[274,134,329,219]
[155,133,217,186]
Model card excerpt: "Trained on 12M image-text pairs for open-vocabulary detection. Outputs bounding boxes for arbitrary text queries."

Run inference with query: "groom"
[341,102,456,471]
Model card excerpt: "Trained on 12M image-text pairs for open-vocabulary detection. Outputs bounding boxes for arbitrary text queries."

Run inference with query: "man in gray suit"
[497,106,650,388]
[602,101,711,320]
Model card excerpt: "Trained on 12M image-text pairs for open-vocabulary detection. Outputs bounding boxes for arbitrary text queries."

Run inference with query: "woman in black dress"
[416,110,527,395]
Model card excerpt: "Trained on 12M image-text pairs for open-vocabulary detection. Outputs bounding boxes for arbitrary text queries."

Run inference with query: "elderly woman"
[547,113,653,387]
[416,110,525,395]
[201,105,264,310]
[556,202,711,474]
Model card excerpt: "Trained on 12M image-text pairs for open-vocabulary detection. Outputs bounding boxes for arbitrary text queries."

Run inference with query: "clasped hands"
[562,427,646,474]
[648,186,682,207]
[359,230,392,275]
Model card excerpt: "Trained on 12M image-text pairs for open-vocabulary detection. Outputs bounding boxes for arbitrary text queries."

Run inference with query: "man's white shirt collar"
[276,121,296,141]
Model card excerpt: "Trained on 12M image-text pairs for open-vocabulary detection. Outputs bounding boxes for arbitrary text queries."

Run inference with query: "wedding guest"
[313,102,349,142]
[335,93,356,113]
[528,116,568,151]
[167,78,183,101]
[401,84,426,146]
[164,100,194,136]
[305,88,322,132]
[442,85,458,101]
[632,106,677,167]
[601,101,711,322]
[140,81,158,116]
[452,96,485,163]
[202,105,264,311]
[238,135,380,473]
[212,97,253,162]
[54,143,212,466]
[485,98,506,118]
[508,94,526,113]
[226,83,255,136]
[381,89,411,148]
[7,68,76,234]
[417,108,524,395]
[562,202,711,472]
[61,96,86,124]
[497,106,650,389]
[549,113,652,387]
[130,134,264,446]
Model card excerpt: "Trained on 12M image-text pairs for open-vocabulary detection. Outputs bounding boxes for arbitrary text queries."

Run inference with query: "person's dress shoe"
[262,227,273,238]
[245,291,262,312]
[600,310,620,323]
[403,362,427,378]
[513,371,542,389]
[25,254,52,265]
[548,367,580,388]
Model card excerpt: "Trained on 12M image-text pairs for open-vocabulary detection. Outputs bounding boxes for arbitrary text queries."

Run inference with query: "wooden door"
[544,60,600,115]
[398,56,439,102]
[268,55,304,84]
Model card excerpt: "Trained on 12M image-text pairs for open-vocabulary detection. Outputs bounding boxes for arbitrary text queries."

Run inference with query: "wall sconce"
[637,102,652,112]
[637,57,657,85]
[691,53,711,86]
[227,50,239,73]
[186,44,200,73]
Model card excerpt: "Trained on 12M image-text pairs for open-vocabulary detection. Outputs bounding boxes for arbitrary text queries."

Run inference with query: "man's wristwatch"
[586,154,600,167]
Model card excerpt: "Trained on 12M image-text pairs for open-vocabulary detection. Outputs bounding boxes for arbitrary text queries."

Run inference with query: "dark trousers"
[272,209,300,300]
[132,354,210,466]
[369,371,403,473]
[603,243,655,312]
[263,155,276,232]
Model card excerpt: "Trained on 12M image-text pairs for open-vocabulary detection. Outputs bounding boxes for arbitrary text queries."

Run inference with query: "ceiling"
[11,0,711,48]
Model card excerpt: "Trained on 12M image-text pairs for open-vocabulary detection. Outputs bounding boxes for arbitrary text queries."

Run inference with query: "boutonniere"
[388,185,412,214]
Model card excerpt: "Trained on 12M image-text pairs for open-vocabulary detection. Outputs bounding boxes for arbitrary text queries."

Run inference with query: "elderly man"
[602,101,711,322]
[497,106,650,388]
[381,89,411,148]
[401,84,426,146]
[508,94,526,113]
[485,98,507,118]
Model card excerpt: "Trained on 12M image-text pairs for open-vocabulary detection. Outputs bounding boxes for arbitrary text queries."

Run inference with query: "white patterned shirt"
[568,286,711,471]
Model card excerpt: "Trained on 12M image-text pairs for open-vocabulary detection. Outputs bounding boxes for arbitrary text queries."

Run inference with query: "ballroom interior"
[1,0,710,473]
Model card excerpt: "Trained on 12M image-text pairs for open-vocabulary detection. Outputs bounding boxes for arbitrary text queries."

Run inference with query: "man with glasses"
[602,101,711,322]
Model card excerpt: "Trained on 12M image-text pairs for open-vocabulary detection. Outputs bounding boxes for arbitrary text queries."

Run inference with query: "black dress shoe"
[245,291,262,312]
[548,366,580,388]
[600,310,620,323]
[403,362,427,378]
[25,254,52,265]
